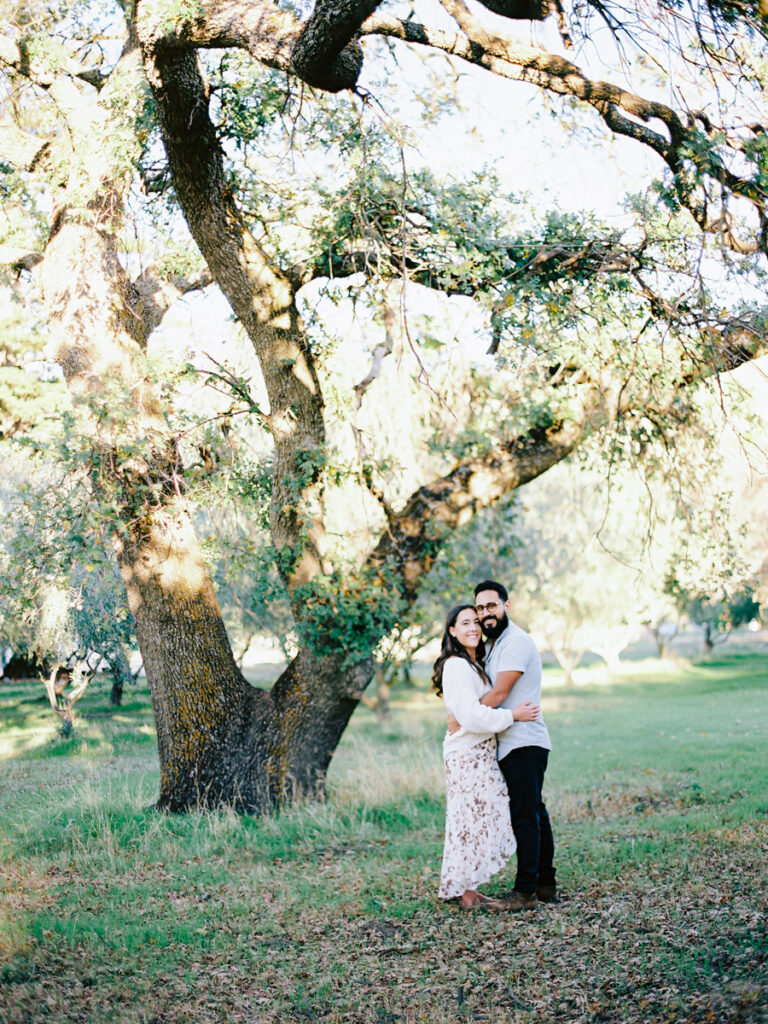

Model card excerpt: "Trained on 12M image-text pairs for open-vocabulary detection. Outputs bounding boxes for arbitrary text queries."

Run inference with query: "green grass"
[0,654,766,1023]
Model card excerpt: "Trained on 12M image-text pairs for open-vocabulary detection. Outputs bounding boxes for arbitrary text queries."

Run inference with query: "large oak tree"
[2,0,767,811]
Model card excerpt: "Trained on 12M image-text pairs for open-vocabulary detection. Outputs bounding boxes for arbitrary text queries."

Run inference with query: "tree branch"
[139,35,330,590]
[366,318,768,602]
[368,414,588,600]
[291,0,383,91]
[475,0,552,19]
[360,6,768,254]
[137,0,299,74]
[129,1,764,255]
[354,291,397,406]
[0,31,104,90]
[0,246,43,275]
[130,265,214,342]
[0,123,50,171]
[294,235,644,295]
[365,1,684,159]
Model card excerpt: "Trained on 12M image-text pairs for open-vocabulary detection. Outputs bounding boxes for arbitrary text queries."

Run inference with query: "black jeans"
[498,745,556,895]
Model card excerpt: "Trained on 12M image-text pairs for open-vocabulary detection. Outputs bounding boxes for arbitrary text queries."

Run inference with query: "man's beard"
[481,611,509,640]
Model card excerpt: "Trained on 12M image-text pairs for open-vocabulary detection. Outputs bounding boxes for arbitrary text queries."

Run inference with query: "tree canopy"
[2,0,767,811]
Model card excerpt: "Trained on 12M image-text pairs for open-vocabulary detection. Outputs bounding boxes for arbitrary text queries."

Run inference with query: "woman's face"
[449,608,482,653]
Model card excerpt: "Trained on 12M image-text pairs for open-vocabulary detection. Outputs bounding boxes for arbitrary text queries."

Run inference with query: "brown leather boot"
[537,884,559,904]
[503,890,538,911]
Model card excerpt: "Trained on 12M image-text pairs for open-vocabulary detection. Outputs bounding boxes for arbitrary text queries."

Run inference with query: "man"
[471,580,557,910]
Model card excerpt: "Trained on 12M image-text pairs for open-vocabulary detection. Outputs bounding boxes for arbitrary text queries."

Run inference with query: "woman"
[432,603,536,910]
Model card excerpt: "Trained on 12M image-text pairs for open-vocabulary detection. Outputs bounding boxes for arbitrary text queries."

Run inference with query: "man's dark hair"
[473,579,508,602]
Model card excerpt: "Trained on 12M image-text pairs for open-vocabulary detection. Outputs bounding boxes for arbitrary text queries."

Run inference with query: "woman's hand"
[446,712,461,735]
[513,701,539,722]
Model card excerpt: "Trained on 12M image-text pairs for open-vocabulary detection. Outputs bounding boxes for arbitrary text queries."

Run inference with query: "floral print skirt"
[438,738,516,899]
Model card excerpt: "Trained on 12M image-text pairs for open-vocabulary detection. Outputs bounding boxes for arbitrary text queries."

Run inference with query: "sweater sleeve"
[442,659,515,735]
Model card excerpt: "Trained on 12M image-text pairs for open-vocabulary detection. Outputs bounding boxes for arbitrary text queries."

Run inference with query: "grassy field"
[0,654,766,1024]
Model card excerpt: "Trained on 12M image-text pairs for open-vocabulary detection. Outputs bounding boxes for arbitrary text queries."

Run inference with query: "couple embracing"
[432,580,557,911]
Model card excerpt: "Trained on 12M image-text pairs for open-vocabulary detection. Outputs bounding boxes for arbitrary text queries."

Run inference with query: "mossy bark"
[116,507,365,810]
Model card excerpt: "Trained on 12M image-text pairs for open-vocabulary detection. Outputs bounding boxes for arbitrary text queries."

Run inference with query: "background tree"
[2,0,768,811]
[0,449,140,706]
[509,478,646,683]
[665,572,762,654]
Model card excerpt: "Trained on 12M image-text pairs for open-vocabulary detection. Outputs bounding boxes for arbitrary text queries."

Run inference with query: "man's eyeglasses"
[475,601,502,614]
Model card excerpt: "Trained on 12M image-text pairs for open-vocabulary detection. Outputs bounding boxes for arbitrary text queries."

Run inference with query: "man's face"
[475,589,508,640]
